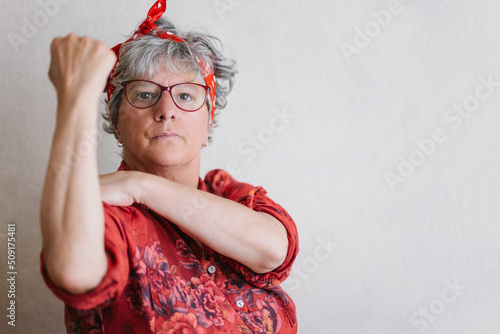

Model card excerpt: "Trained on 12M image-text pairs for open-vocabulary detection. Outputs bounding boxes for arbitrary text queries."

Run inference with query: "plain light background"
[1,0,500,333]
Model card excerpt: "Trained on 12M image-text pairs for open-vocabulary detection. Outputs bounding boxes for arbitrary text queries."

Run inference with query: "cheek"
[189,107,209,130]
[116,108,140,141]
[197,109,211,137]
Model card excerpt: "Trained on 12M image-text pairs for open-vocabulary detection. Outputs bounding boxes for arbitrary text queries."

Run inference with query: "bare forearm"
[40,34,116,293]
[139,174,288,273]
[40,103,106,293]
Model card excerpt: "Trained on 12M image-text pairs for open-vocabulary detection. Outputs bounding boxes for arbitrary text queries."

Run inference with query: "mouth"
[152,132,181,140]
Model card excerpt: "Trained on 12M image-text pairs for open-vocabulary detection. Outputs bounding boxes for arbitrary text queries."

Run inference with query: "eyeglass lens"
[125,81,207,111]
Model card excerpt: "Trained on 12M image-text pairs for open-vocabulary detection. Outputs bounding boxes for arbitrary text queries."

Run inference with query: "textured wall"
[1,0,500,333]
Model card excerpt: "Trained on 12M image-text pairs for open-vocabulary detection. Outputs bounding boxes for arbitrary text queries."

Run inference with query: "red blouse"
[41,162,298,333]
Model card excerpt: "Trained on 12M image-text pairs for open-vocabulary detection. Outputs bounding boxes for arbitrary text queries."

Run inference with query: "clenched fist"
[48,33,116,105]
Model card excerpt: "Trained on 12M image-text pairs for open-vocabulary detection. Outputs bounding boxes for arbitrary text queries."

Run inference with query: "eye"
[178,92,193,102]
[137,91,156,101]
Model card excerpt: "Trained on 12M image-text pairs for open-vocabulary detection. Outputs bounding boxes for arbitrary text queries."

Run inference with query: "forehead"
[141,59,205,85]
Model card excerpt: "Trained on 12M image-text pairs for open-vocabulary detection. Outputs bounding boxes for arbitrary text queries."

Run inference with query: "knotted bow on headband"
[107,0,217,125]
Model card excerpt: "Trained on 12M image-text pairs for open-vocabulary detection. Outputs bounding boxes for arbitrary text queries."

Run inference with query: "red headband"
[107,0,217,126]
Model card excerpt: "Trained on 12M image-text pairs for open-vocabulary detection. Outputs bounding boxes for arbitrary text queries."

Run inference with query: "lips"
[152,131,181,139]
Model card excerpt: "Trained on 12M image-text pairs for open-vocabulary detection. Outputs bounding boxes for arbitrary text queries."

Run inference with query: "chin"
[137,144,201,170]
[153,154,186,167]
[155,149,201,167]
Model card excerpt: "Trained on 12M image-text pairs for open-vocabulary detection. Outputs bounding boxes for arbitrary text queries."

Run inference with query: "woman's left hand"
[99,171,145,207]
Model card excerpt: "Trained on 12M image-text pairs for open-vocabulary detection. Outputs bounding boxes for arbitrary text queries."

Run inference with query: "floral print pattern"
[41,165,298,333]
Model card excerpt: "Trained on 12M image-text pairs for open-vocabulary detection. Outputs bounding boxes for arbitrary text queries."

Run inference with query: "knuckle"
[80,35,93,46]
[50,37,60,50]
[95,41,107,52]
[66,32,78,41]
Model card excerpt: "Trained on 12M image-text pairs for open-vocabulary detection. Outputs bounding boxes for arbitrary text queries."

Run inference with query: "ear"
[115,126,122,143]
[202,128,209,146]
[204,111,211,146]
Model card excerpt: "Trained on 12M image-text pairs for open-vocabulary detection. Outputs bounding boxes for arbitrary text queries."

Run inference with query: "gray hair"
[102,17,237,141]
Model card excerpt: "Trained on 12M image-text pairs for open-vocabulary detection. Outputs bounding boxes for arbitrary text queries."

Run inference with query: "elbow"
[251,213,290,274]
[45,252,107,295]
[49,268,103,295]
[254,236,289,274]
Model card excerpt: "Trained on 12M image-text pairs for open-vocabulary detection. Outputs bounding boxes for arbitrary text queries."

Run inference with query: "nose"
[153,90,179,121]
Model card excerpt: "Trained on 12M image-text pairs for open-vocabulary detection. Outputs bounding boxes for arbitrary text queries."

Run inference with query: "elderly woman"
[40,1,298,333]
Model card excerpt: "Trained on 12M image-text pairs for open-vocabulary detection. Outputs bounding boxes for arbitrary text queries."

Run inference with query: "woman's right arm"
[40,34,116,294]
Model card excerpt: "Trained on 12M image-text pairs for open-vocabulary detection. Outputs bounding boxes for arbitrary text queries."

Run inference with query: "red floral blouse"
[41,162,299,333]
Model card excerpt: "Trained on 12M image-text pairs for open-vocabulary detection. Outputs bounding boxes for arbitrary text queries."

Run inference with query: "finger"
[48,37,62,80]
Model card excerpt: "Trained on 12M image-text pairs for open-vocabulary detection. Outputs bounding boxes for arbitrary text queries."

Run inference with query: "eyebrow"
[141,73,204,86]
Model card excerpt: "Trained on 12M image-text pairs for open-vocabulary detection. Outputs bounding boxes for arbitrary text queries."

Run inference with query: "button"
[236,300,245,308]
[208,265,216,274]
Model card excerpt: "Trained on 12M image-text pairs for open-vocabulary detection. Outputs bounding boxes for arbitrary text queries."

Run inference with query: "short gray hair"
[102,18,237,141]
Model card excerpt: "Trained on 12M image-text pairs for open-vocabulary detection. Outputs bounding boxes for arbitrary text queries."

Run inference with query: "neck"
[123,151,201,189]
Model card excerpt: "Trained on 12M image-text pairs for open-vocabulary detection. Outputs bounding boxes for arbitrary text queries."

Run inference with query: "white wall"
[1,0,499,333]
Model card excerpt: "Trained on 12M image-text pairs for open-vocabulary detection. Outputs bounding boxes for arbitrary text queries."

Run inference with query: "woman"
[40,1,298,333]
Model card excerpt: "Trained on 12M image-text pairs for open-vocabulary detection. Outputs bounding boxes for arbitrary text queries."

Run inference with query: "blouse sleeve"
[204,169,299,289]
[40,202,130,310]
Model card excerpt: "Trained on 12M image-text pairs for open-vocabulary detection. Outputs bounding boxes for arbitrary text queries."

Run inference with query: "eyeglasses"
[121,80,211,112]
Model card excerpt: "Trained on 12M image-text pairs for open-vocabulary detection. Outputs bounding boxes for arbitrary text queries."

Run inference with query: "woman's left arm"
[100,171,289,274]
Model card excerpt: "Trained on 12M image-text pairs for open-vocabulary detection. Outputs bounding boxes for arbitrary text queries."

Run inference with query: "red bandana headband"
[107,0,217,126]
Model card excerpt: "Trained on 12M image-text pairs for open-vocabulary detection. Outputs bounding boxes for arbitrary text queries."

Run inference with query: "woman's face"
[115,61,210,174]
